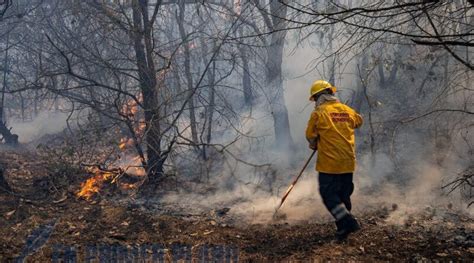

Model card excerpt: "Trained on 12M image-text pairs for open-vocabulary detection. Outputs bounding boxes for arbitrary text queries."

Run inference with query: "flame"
[118,138,128,150]
[77,167,116,200]
[118,137,135,150]
[77,94,147,201]
[121,96,140,118]
[120,155,146,177]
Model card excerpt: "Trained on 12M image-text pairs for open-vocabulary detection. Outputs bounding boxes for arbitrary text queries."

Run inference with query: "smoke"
[160,171,326,224]
[332,150,470,223]
[161,149,472,225]
[3,18,468,227]
[158,36,473,225]
[9,111,70,143]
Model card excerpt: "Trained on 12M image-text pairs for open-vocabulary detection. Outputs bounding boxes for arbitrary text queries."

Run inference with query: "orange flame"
[77,94,147,200]
[77,168,116,200]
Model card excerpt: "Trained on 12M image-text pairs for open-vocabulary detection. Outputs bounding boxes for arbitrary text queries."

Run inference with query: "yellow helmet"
[309,80,337,101]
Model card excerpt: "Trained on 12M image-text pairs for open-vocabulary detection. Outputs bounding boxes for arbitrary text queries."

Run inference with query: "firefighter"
[305,80,363,241]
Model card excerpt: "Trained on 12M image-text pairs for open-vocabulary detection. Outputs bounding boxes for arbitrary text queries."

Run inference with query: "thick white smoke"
[9,112,71,143]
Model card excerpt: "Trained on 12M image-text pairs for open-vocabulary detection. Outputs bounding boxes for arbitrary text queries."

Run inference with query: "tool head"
[272,210,287,221]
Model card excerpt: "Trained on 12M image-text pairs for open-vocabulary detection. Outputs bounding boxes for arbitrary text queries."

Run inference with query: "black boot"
[335,219,343,232]
[335,215,360,241]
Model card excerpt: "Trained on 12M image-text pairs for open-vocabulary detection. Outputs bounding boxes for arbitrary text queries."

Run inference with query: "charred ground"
[0,149,473,262]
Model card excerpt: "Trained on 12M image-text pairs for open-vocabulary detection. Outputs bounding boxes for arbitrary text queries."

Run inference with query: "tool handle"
[274,149,317,212]
[294,149,317,182]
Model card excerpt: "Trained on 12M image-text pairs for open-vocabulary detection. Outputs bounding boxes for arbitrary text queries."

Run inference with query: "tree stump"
[0,121,19,146]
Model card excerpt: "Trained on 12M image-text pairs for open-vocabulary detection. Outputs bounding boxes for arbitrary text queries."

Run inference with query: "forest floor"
[0,149,473,262]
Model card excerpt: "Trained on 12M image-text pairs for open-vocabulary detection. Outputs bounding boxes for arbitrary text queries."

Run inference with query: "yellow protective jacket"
[305,100,363,174]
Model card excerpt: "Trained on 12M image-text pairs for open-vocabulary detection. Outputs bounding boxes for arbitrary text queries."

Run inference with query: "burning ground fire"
[76,167,119,200]
[77,96,147,200]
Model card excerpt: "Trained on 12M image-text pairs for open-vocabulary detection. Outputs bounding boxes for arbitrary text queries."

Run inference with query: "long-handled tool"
[273,149,317,219]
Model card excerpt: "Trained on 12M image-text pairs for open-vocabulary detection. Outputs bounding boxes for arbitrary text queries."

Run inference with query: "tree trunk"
[1,31,8,126]
[353,53,368,113]
[205,61,216,159]
[239,38,253,106]
[328,23,336,85]
[266,0,294,150]
[132,0,163,184]
[199,38,216,160]
[178,0,198,145]
[0,31,17,146]
[20,92,25,122]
